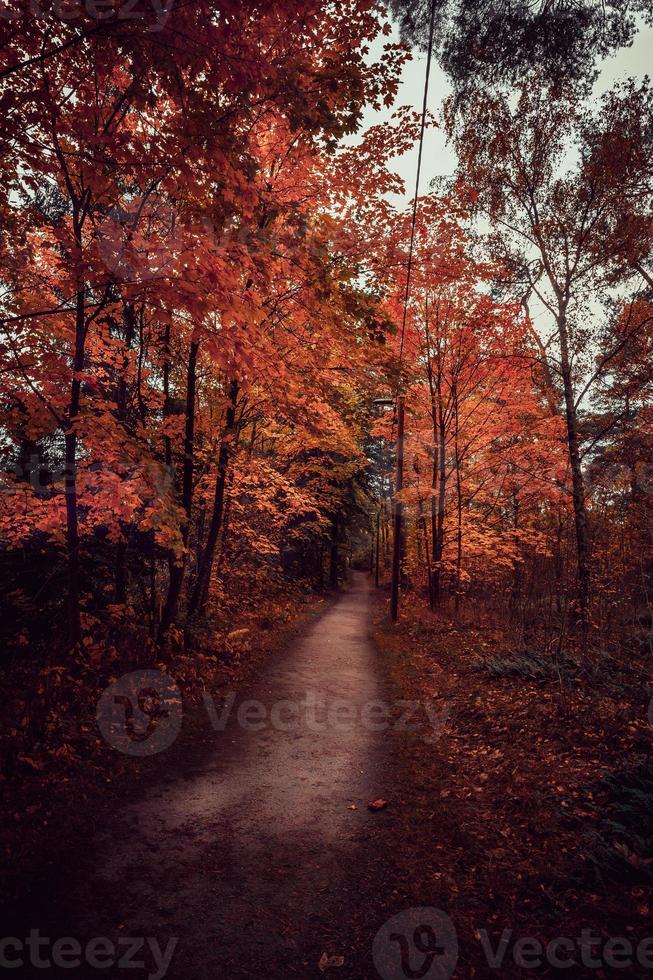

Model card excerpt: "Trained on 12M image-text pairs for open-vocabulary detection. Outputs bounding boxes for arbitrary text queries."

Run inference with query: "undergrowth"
[481,646,646,696]
[582,762,653,885]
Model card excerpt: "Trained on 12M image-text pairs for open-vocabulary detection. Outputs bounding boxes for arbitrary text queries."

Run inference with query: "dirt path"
[21,572,391,979]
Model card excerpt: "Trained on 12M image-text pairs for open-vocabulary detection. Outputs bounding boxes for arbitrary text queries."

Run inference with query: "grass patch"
[583,762,653,885]
[481,646,646,695]
[483,648,576,681]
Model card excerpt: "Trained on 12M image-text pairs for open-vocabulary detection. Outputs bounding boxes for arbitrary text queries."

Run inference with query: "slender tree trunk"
[429,452,437,608]
[558,308,591,632]
[369,516,375,574]
[554,505,565,617]
[329,512,339,588]
[453,395,463,615]
[424,305,443,609]
[390,395,405,622]
[114,302,136,605]
[161,322,175,586]
[418,497,432,602]
[510,491,521,616]
[64,285,86,645]
[187,378,238,619]
[162,323,172,471]
[383,499,390,566]
[214,476,234,580]
[432,382,447,606]
[149,531,157,638]
[375,511,380,587]
[158,338,199,641]
[427,391,439,609]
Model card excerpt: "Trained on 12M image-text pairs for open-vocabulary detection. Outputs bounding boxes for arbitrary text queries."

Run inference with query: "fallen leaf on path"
[368,798,389,811]
[318,952,345,972]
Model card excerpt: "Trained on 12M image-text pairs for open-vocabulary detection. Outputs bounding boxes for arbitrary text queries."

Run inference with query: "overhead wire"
[392,0,437,434]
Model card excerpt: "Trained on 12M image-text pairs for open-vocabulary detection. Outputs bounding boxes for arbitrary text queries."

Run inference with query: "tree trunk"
[329,512,339,588]
[418,497,432,602]
[453,393,463,615]
[432,382,447,606]
[375,511,380,587]
[390,395,405,622]
[114,302,136,605]
[215,480,234,580]
[558,308,591,632]
[158,338,199,641]
[510,492,522,617]
[187,378,238,620]
[424,306,444,609]
[64,285,86,646]
[162,322,172,471]
[149,531,157,638]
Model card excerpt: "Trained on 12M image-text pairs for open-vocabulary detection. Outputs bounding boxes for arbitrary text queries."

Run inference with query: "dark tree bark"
[329,512,339,588]
[114,301,137,605]
[158,338,199,641]
[375,511,380,587]
[162,322,172,471]
[390,394,405,622]
[453,389,463,615]
[187,378,239,620]
[558,307,591,633]
[64,285,86,646]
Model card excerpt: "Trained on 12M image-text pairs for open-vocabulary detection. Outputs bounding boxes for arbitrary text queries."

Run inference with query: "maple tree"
[365,194,567,621]
[0,0,410,646]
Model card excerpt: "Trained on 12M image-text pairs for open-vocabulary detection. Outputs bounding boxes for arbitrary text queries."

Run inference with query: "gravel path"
[21,572,390,979]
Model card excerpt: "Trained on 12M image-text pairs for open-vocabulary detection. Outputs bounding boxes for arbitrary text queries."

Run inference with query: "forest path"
[37,571,390,979]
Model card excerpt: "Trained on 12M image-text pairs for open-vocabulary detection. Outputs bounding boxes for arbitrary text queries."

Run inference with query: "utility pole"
[390,394,405,622]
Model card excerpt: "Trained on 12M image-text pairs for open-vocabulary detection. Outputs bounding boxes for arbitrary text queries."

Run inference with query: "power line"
[390,0,437,623]
[396,0,437,375]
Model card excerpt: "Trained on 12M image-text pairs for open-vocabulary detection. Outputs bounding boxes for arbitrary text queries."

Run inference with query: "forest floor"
[372,588,653,979]
[5,573,653,979]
